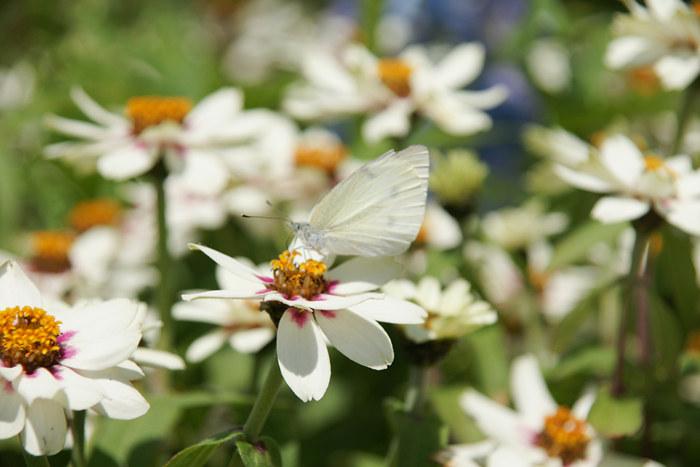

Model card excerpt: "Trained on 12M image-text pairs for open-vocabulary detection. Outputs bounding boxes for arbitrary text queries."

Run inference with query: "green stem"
[672,77,700,157]
[22,448,50,467]
[403,366,429,417]
[71,410,87,467]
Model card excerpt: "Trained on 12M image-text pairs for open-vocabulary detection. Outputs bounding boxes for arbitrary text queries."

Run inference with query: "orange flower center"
[295,142,347,174]
[626,66,660,96]
[378,58,412,98]
[694,2,700,17]
[68,198,122,234]
[126,96,193,135]
[534,406,590,465]
[270,250,327,300]
[30,230,75,273]
[0,306,63,374]
[686,329,700,356]
[644,155,676,178]
[414,220,429,244]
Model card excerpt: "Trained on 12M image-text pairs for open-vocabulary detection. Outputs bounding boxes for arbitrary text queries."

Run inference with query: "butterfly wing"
[307,144,429,256]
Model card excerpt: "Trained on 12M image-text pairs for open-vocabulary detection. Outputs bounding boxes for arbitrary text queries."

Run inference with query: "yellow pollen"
[270,250,328,300]
[686,330,700,356]
[30,230,75,273]
[126,96,193,135]
[644,155,676,178]
[534,406,590,465]
[295,143,347,174]
[626,66,660,96]
[0,306,63,374]
[68,198,122,234]
[377,58,412,98]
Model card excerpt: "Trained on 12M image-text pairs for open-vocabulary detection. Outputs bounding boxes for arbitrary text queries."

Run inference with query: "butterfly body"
[291,144,429,257]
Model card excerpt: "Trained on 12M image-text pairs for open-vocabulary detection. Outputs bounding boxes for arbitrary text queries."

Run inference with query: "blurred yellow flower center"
[126,96,193,135]
[685,329,700,356]
[0,306,62,374]
[527,267,549,294]
[68,198,122,234]
[694,2,700,17]
[270,250,327,300]
[534,406,590,465]
[644,155,676,178]
[30,230,75,273]
[626,66,660,96]
[414,220,429,244]
[295,142,347,174]
[378,58,412,98]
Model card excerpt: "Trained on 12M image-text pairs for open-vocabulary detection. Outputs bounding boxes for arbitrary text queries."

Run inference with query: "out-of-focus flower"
[182,244,426,401]
[414,202,463,250]
[430,149,489,209]
[0,61,35,111]
[44,87,287,196]
[283,42,508,144]
[383,276,496,344]
[0,261,149,456]
[437,354,601,467]
[174,260,276,362]
[604,0,700,90]
[481,200,568,251]
[525,39,572,95]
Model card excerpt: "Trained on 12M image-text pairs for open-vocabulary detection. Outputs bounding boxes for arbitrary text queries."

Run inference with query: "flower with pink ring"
[182,244,427,402]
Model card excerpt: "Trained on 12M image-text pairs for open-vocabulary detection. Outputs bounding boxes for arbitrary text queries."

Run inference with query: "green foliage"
[588,387,644,438]
[235,437,283,467]
[165,428,244,467]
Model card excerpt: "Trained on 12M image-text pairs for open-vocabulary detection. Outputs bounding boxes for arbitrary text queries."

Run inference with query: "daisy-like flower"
[550,133,700,235]
[437,354,601,467]
[182,244,427,401]
[44,87,283,196]
[283,42,508,144]
[0,261,149,456]
[604,0,700,90]
[383,276,497,346]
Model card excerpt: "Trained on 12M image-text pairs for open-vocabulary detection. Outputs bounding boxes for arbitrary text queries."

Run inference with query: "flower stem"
[403,366,429,417]
[611,223,652,396]
[71,410,87,467]
[22,449,50,467]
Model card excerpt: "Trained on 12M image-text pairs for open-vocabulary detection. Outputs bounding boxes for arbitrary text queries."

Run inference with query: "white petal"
[0,383,26,438]
[422,95,493,136]
[43,114,117,140]
[349,295,427,324]
[572,386,597,420]
[131,348,186,370]
[96,143,159,181]
[553,164,614,193]
[362,99,413,144]
[453,85,510,109]
[460,389,525,447]
[229,328,276,354]
[438,440,497,467]
[185,88,244,129]
[510,354,557,430]
[591,196,650,223]
[277,309,330,402]
[83,366,150,419]
[434,42,485,89]
[172,299,232,325]
[0,260,43,310]
[70,86,130,128]
[185,331,229,363]
[315,309,393,369]
[21,399,67,456]
[188,244,266,283]
[656,55,700,90]
[0,364,23,381]
[13,368,64,405]
[182,289,272,302]
[661,200,700,235]
[486,446,531,467]
[604,37,655,69]
[599,134,645,188]
[424,203,463,249]
[327,257,402,295]
[179,150,230,196]
[53,366,106,410]
[270,292,383,311]
[416,276,442,311]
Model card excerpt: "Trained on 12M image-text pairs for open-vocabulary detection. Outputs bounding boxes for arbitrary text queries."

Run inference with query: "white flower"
[44,87,284,196]
[551,133,700,234]
[481,200,569,251]
[604,0,700,90]
[173,262,276,362]
[464,241,525,315]
[383,276,496,343]
[0,261,149,456]
[0,61,35,111]
[182,244,427,401]
[283,42,508,144]
[439,354,601,467]
[525,39,572,95]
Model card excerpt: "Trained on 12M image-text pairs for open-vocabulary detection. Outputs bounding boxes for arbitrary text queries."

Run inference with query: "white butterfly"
[290,144,429,256]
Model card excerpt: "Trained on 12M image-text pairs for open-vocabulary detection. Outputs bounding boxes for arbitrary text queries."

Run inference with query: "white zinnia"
[182,244,427,402]
[0,261,149,456]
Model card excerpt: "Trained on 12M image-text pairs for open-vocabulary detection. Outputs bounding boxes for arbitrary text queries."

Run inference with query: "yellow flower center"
[414,220,429,244]
[694,2,700,17]
[30,230,75,273]
[626,66,660,96]
[534,406,590,465]
[270,250,327,300]
[126,96,193,135]
[527,266,549,294]
[0,306,63,374]
[644,154,676,178]
[685,329,700,356]
[68,198,122,234]
[295,142,347,174]
[377,58,412,98]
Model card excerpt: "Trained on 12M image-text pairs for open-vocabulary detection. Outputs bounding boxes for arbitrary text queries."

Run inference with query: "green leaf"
[164,428,244,467]
[550,347,616,380]
[547,220,628,271]
[430,386,483,444]
[587,387,643,437]
[236,437,283,467]
[649,291,683,374]
[551,291,599,353]
[385,401,448,467]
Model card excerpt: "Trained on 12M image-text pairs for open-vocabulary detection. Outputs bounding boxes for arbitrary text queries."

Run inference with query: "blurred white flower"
[182,245,426,401]
[283,42,508,144]
[464,241,524,315]
[383,276,496,344]
[0,61,35,111]
[526,39,572,94]
[604,0,700,90]
[0,261,149,456]
[481,200,568,251]
[438,354,601,467]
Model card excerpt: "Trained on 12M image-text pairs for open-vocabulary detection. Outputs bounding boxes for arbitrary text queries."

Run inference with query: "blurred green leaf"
[551,347,616,380]
[431,386,483,444]
[649,291,683,375]
[588,387,643,437]
[236,437,283,467]
[547,220,628,271]
[164,428,244,467]
[551,292,598,352]
[385,399,447,467]
[464,325,509,398]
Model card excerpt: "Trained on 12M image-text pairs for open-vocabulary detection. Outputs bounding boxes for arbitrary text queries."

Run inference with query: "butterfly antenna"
[266,201,293,222]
